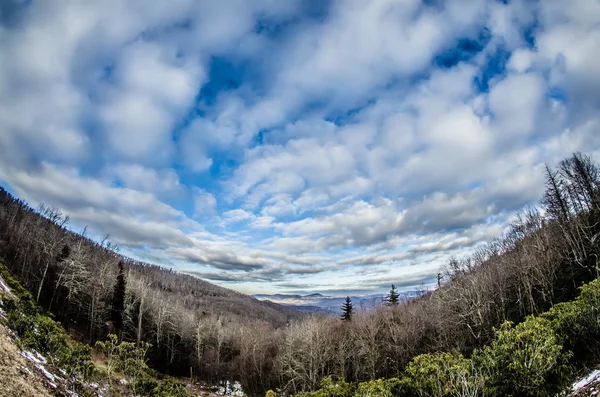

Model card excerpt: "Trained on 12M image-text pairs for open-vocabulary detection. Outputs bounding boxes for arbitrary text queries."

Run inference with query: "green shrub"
[355,378,409,397]
[1,282,94,380]
[543,277,600,364]
[135,373,159,396]
[0,262,32,300]
[153,379,188,397]
[405,352,483,397]
[474,317,572,396]
[96,334,152,394]
[61,341,95,379]
[296,378,355,397]
[266,390,277,397]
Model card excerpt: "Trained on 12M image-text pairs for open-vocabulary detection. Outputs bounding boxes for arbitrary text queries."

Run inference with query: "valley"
[1,153,600,397]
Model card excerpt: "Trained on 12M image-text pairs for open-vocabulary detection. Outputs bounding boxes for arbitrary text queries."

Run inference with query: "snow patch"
[572,369,600,392]
[0,275,13,319]
[21,349,62,392]
[0,277,11,295]
[21,350,48,366]
[218,381,244,396]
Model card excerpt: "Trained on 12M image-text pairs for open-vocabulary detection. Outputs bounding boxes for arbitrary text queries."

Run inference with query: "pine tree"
[111,261,126,339]
[386,284,400,306]
[341,296,353,321]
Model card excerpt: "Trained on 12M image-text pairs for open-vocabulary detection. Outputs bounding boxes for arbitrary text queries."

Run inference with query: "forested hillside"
[1,152,600,397]
[0,188,302,385]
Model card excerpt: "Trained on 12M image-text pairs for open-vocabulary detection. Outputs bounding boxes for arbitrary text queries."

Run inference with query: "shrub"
[61,341,95,379]
[355,378,409,397]
[1,278,94,380]
[543,277,600,364]
[0,262,32,300]
[95,334,120,382]
[135,373,158,396]
[153,379,188,397]
[474,317,572,396]
[266,390,277,397]
[96,334,152,394]
[295,378,355,397]
[405,352,483,397]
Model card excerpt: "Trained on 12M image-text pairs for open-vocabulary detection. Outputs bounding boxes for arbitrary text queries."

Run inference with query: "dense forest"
[1,152,600,396]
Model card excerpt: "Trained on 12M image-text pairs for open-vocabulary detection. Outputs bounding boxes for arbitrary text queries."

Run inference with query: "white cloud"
[104,164,183,195]
[193,188,217,217]
[222,209,255,223]
[489,72,545,138]
[2,0,600,295]
[0,163,192,249]
[100,40,205,164]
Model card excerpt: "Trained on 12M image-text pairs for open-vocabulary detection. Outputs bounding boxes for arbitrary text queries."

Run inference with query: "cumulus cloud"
[104,164,183,195]
[193,188,218,217]
[0,163,192,249]
[1,0,600,295]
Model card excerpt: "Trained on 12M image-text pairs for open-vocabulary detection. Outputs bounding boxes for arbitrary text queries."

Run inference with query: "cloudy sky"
[1,0,600,296]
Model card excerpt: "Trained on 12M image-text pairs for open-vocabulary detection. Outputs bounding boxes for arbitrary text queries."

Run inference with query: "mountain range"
[253,291,425,314]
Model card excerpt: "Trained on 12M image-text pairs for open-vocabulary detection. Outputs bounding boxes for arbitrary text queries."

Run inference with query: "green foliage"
[543,276,600,363]
[0,262,32,300]
[95,334,120,382]
[474,317,572,396]
[385,285,399,306]
[0,268,94,380]
[135,373,159,396]
[96,333,152,394]
[341,297,353,321]
[401,315,575,396]
[355,378,407,397]
[266,390,277,397]
[297,378,355,397]
[299,378,408,397]
[60,340,95,379]
[153,379,188,397]
[405,352,483,397]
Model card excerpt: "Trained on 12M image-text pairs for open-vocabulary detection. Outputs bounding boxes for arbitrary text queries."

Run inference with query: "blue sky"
[1,0,600,296]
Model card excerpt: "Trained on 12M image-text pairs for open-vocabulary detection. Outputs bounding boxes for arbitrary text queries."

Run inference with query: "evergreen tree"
[111,261,126,339]
[386,284,400,306]
[341,296,353,321]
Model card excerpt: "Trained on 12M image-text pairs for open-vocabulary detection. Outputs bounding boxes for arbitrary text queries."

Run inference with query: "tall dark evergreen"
[341,296,353,321]
[111,261,126,339]
[386,284,400,306]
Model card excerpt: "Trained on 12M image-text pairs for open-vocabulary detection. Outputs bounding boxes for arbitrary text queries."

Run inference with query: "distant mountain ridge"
[254,290,425,314]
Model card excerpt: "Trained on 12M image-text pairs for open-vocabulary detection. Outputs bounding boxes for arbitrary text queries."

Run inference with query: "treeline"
[240,153,599,395]
[0,152,599,396]
[298,274,600,397]
[0,186,302,388]
[0,262,190,396]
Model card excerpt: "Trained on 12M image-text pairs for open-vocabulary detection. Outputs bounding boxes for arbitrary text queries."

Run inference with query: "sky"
[1,0,600,296]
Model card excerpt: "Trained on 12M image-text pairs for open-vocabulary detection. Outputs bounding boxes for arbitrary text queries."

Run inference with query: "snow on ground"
[0,275,11,319]
[0,274,103,396]
[0,277,11,295]
[217,380,245,396]
[20,347,101,396]
[21,350,59,389]
[571,369,600,395]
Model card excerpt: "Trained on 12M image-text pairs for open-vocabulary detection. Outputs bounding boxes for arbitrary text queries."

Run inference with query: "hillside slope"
[0,324,54,397]
[0,274,54,396]
[0,186,302,385]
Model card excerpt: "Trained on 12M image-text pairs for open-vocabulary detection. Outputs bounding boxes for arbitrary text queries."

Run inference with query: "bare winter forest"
[1,152,599,397]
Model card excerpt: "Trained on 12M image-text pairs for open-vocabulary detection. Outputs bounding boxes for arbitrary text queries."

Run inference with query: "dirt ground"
[0,324,53,397]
